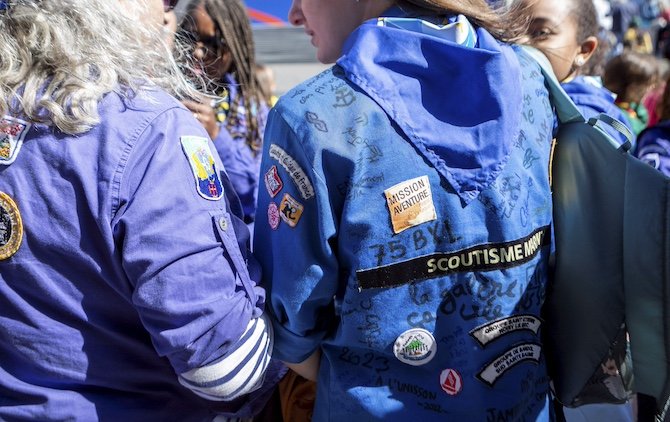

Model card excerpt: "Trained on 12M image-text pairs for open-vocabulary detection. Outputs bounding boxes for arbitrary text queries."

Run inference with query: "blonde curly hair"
[0,0,198,134]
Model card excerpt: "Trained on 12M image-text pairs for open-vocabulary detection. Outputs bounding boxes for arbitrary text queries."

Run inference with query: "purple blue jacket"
[0,87,281,421]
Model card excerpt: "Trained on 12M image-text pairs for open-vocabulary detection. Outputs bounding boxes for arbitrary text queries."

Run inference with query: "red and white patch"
[439,369,463,396]
[0,115,31,166]
[264,165,283,198]
[268,202,280,230]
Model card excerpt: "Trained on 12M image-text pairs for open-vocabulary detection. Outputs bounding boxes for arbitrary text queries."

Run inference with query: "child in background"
[642,58,670,127]
[603,51,659,137]
[636,75,670,176]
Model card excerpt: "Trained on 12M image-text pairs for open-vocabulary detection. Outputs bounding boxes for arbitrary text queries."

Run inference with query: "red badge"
[268,202,280,230]
[264,165,283,198]
[440,369,463,396]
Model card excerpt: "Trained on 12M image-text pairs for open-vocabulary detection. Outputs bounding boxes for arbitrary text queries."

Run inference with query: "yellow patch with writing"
[0,192,23,260]
[279,193,304,228]
[384,175,437,234]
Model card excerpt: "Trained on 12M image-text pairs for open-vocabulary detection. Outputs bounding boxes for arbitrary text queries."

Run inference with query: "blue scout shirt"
[562,75,634,147]
[255,14,556,421]
[212,73,268,225]
[0,88,280,421]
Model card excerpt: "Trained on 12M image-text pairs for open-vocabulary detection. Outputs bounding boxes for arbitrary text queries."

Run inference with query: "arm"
[253,106,340,366]
[114,106,271,401]
[286,349,321,382]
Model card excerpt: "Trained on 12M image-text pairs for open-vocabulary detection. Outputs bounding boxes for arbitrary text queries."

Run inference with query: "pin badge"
[0,192,23,260]
[393,328,437,366]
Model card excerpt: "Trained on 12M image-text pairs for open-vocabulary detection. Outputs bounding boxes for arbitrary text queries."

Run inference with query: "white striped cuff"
[179,313,273,401]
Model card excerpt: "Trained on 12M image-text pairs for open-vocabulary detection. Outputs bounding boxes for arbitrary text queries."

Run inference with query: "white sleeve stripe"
[190,333,272,401]
[224,335,273,398]
[182,316,264,383]
[178,314,273,400]
[180,327,267,389]
[180,347,272,402]
[180,329,269,400]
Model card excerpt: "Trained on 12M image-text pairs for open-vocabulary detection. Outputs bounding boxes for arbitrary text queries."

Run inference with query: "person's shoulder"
[113,86,184,115]
[96,86,201,156]
[98,86,188,134]
[275,66,339,110]
[271,64,368,128]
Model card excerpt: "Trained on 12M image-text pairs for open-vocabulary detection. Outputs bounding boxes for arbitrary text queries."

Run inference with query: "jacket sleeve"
[112,106,271,400]
[253,106,339,364]
[635,128,670,177]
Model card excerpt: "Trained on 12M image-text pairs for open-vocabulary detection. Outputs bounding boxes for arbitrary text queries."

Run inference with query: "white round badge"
[393,328,437,366]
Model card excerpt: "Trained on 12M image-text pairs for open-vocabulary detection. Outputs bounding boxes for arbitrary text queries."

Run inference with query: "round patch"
[439,368,463,396]
[393,328,437,366]
[268,202,280,230]
[0,192,23,260]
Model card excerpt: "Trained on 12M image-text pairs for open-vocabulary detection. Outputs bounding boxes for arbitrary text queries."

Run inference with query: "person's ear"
[575,35,598,68]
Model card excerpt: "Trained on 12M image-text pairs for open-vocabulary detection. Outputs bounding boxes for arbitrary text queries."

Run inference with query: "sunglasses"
[163,0,178,12]
[181,22,228,58]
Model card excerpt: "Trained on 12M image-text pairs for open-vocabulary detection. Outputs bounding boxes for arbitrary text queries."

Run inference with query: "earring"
[574,56,585,67]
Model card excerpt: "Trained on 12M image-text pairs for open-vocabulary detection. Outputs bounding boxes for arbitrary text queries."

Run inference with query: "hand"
[182,99,220,140]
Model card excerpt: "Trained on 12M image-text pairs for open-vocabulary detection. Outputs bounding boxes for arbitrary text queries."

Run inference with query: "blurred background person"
[603,51,659,138]
[635,72,670,176]
[641,56,670,127]
[179,0,268,228]
[255,63,279,107]
[623,17,654,53]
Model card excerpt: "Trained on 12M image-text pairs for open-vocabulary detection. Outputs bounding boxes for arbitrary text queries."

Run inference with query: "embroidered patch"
[0,192,23,260]
[393,328,437,366]
[268,202,280,230]
[264,165,284,198]
[439,369,463,396]
[269,144,315,200]
[356,225,550,290]
[384,176,437,234]
[477,343,542,386]
[279,193,304,228]
[469,315,542,347]
[0,115,31,165]
[180,136,224,201]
